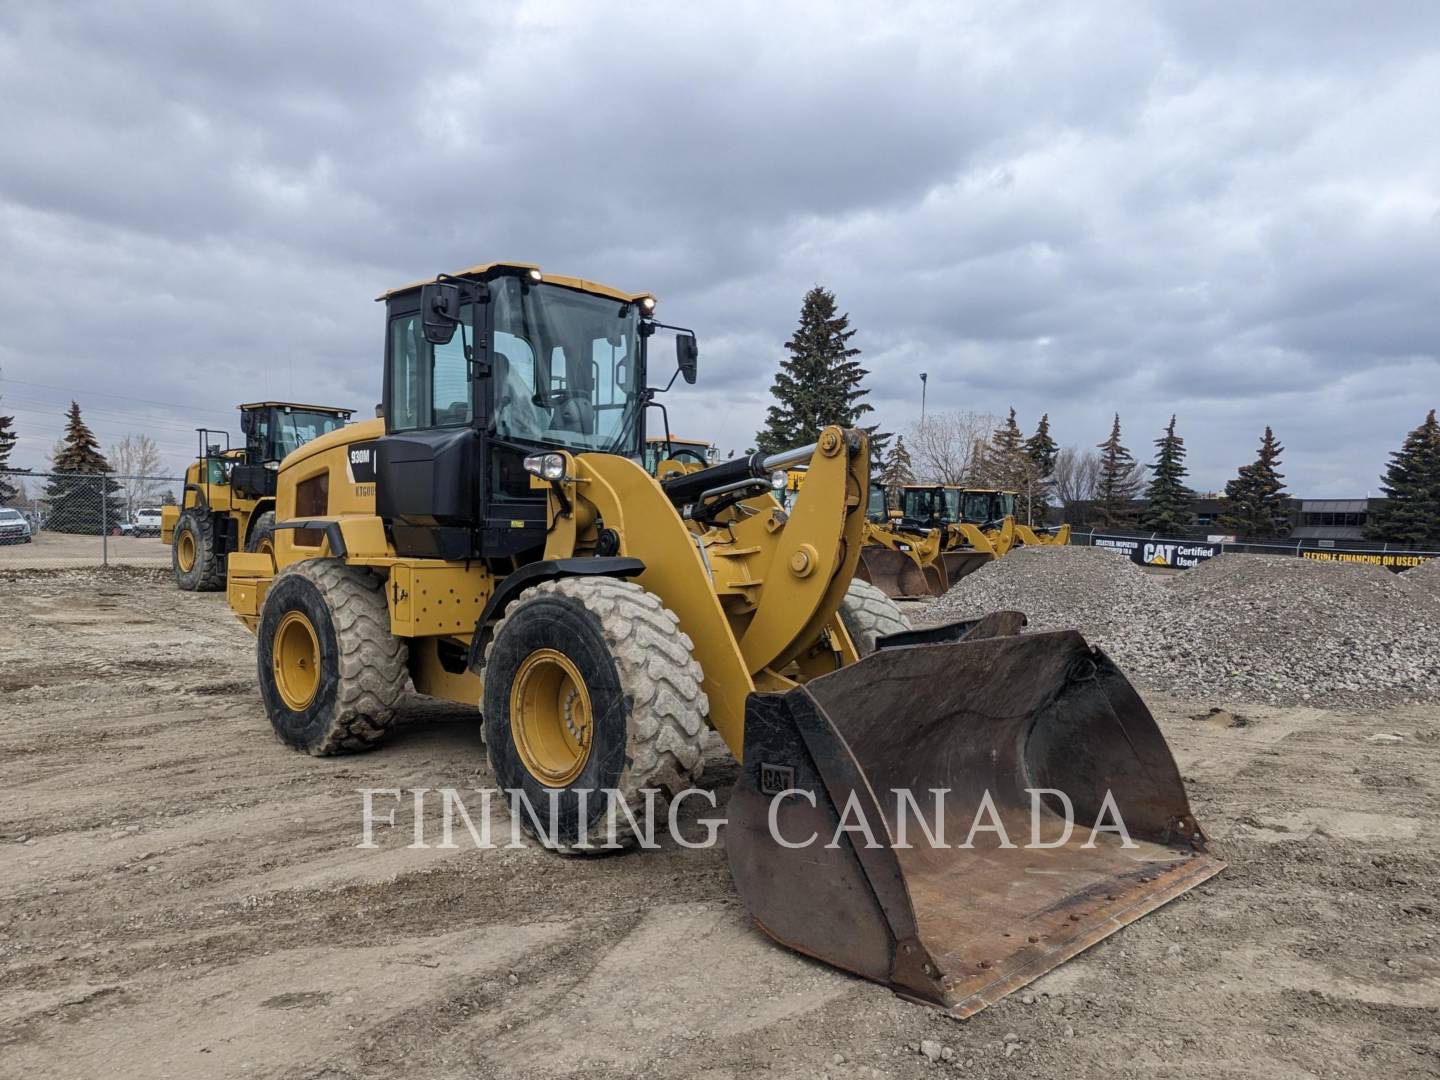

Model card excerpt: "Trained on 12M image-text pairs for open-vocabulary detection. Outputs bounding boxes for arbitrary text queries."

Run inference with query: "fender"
[464,557,646,673]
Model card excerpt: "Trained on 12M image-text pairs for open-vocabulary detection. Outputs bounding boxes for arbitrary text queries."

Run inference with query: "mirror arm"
[644,393,673,457]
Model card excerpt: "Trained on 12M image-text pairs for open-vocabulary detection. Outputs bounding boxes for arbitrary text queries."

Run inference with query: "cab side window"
[388,308,474,430]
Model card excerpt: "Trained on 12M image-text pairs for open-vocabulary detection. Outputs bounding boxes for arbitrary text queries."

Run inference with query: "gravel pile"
[928,547,1440,707]
[1402,557,1440,602]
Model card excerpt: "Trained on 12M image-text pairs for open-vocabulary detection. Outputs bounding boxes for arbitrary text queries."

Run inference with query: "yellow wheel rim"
[510,648,593,786]
[273,610,322,711]
[176,530,196,572]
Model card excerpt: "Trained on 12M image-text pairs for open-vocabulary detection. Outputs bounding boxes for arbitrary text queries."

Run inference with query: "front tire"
[483,577,708,853]
[172,510,225,592]
[257,559,408,755]
[838,577,911,656]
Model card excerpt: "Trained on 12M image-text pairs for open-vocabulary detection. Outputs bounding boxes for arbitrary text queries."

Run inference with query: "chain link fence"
[0,469,185,568]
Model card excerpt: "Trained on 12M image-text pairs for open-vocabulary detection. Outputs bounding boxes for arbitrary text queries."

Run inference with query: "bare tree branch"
[907,410,999,485]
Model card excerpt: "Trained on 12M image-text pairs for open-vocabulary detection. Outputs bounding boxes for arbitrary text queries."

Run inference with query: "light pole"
[919,371,928,426]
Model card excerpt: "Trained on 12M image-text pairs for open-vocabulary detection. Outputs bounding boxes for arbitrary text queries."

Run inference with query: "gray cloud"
[1,1,1436,495]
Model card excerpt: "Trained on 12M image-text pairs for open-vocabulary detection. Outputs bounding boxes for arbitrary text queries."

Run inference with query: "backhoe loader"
[161,402,352,590]
[224,261,1220,1019]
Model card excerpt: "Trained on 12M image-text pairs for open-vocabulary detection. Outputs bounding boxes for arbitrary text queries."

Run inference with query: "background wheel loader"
[858,484,1073,598]
[223,261,1220,1019]
[161,402,352,590]
[643,433,718,477]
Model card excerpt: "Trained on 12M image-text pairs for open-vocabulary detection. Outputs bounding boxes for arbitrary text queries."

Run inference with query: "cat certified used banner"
[1088,535,1220,569]
[1075,533,1435,572]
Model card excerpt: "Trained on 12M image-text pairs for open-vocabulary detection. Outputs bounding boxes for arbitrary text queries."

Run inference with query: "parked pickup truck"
[121,507,165,538]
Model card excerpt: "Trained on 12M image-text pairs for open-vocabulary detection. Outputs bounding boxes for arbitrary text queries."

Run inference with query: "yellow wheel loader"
[858,484,1001,598]
[224,261,1220,1019]
[858,485,1072,598]
[957,487,1073,550]
[643,434,718,478]
[161,402,353,590]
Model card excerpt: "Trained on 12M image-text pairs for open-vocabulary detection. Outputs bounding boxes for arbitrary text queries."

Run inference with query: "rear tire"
[483,577,708,853]
[172,510,225,592]
[838,577,911,656]
[247,510,276,555]
[257,559,407,755]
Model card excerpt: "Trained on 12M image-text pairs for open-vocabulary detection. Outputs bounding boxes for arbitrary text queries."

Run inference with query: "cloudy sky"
[1,1,1437,495]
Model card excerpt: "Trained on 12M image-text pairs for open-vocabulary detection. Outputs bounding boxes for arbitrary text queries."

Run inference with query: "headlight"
[523,453,566,481]
[640,296,656,313]
[527,268,543,283]
[770,470,787,491]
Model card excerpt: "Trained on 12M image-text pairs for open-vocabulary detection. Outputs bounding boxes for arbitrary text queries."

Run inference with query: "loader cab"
[241,403,353,466]
[376,263,693,562]
[643,435,718,476]
[866,483,888,522]
[959,489,1016,526]
[233,403,352,500]
[899,485,961,529]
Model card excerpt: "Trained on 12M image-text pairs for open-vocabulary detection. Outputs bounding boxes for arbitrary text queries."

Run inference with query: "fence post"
[101,475,109,567]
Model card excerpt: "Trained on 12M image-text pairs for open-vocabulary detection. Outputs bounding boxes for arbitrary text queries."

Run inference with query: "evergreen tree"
[878,434,915,489]
[960,438,988,487]
[756,286,888,463]
[1218,426,1290,538]
[1137,415,1194,534]
[1023,413,1059,521]
[1364,409,1440,546]
[44,402,123,534]
[984,408,1039,522]
[0,389,19,506]
[1094,414,1141,528]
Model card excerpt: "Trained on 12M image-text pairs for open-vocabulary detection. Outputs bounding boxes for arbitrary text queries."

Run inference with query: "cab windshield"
[490,278,643,457]
[903,487,959,524]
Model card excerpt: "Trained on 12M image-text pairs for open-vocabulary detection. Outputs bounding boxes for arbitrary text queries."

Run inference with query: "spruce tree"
[1095,414,1141,528]
[1364,409,1440,546]
[879,434,915,489]
[0,391,18,506]
[44,402,123,534]
[1137,415,1194,534]
[756,286,887,463]
[986,407,1044,522]
[1024,413,1059,521]
[1218,426,1290,539]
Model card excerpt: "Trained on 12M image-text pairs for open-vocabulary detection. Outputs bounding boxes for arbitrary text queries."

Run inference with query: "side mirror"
[420,282,461,345]
[676,333,698,385]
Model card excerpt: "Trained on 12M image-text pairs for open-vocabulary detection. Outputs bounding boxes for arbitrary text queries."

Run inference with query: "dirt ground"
[0,532,171,568]
[2,569,1437,1080]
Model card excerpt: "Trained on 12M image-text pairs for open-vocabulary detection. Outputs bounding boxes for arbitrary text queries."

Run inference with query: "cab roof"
[379,261,655,305]
[238,402,354,416]
[897,484,1008,493]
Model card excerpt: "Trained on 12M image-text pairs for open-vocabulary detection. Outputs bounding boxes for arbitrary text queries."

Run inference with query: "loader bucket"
[939,549,992,586]
[727,618,1223,1019]
[857,547,947,598]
